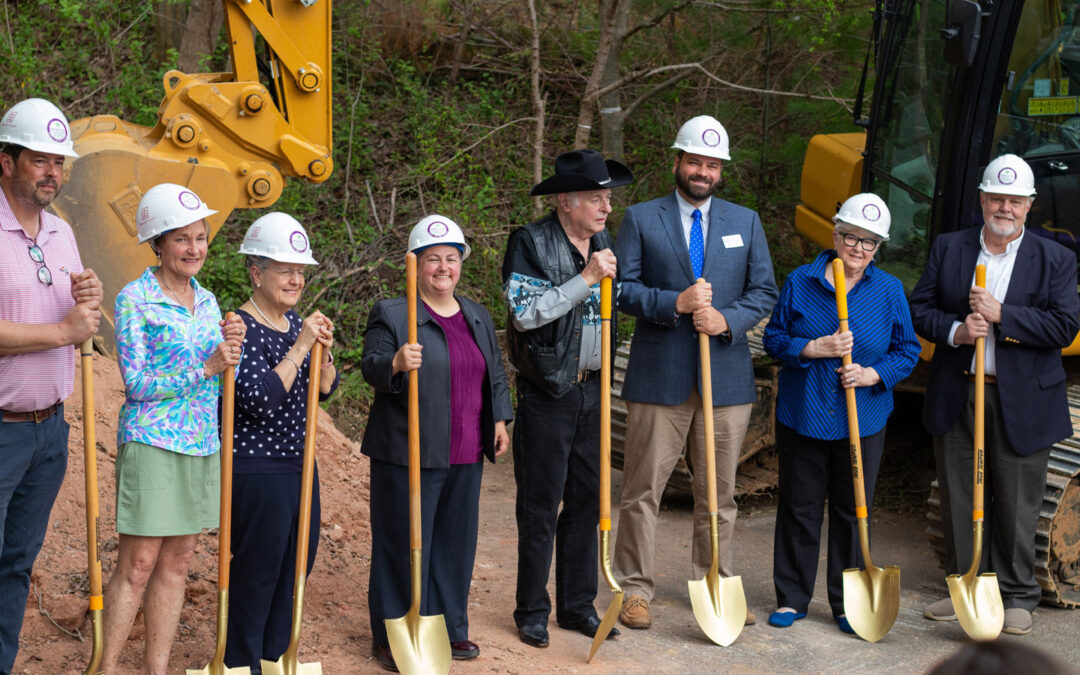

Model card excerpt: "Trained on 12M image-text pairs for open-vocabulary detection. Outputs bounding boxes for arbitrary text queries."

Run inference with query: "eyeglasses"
[27,244,52,286]
[839,232,881,252]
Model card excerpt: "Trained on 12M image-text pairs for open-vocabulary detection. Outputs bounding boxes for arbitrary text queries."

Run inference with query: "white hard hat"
[408,215,471,261]
[671,115,731,160]
[239,212,318,265]
[0,98,78,158]
[834,193,891,241]
[978,153,1036,197]
[136,183,217,244]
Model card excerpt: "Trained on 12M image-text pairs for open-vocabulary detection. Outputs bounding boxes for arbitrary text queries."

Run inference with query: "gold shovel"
[947,263,1004,641]
[189,316,250,674]
[832,259,900,643]
[261,342,324,675]
[80,339,104,675]
[589,277,622,662]
[384,251,451,675]
[687,278,747,646]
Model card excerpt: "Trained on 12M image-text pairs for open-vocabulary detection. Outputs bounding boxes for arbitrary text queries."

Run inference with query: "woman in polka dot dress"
[222,212,340,672]
[361,215,513,671]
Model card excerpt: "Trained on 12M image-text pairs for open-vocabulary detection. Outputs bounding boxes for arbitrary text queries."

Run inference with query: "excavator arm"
[52,0,332,352]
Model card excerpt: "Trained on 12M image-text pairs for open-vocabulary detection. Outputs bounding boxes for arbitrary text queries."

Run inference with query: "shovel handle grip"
[406,252,423,550]
[832,260,868,515]
[80,338,103,604]
[696,279,719,515]
[973,264,986,519]
[219,313,237,589]
[599,278,612,529]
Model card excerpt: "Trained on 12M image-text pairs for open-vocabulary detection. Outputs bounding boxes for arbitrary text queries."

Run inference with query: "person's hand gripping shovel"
[589,277,622,662]
[189,314,250,674]
[832,259,900,643]
[261,343,325,674]
[80,339,104,675]
[384,251,452,674]
[947,263,1004,641]
[687,278,747,646]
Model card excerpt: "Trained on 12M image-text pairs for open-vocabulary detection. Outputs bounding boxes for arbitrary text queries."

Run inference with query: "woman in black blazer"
[361,215,512,671]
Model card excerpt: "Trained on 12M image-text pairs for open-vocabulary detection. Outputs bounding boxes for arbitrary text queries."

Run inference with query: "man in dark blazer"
[909,153,1079,636]
[502,149,632,648]
[613,115,778,629]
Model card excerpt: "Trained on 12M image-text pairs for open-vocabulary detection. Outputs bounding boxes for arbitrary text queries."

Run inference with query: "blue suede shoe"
[835,615,855,634]
[767,610,807,627]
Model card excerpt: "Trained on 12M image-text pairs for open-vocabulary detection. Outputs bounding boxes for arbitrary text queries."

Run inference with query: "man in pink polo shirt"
[0,97,102,671]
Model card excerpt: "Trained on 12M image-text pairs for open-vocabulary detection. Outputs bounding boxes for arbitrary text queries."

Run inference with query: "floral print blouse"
[116,266,228,456]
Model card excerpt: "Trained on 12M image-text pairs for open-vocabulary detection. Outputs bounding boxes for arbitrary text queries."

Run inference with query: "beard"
[12,176,58,208]
[675,167,719,202]
[985,216,1020,238]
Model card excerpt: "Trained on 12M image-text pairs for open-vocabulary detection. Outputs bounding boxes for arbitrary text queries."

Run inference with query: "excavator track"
[926,383,1080,607]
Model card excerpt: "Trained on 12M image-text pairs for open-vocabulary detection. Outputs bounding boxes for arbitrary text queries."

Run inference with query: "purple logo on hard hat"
[427,221,450,238]
[46,118,67,143]
[862,203,881,221]
[998,167,1017,185]
[178,191,201,210]
[289,230,309,253]
[701,129,722,147]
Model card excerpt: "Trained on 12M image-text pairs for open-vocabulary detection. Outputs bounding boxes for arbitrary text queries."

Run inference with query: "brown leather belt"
[0,402,61,423]
[577,369,599,383]
[967,374,997,384]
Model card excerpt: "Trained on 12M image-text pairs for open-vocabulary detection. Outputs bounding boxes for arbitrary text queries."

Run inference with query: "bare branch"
[623,69,695,119]
[691,64,854,104]
[623,0,694,40]
[435,117,538,171]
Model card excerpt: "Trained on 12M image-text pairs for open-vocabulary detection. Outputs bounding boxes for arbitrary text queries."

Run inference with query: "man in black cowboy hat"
[502,148,632,648]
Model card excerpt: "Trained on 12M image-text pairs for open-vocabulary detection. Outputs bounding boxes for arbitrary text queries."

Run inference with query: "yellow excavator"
[796,0,1080,607]
[52,0,333,352]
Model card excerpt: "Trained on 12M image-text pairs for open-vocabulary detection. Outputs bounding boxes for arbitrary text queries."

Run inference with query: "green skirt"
[115,441,220,536]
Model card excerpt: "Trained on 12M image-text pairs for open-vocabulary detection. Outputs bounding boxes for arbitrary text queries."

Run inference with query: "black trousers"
[224,469,320,673]
[934,381,1051,611]
[512,376,600,628]
[773,422,885,617]
[368,458,483,646]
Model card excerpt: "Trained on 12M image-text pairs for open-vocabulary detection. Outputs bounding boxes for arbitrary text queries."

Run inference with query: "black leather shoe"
[372,643,398,672]
[517,623,549,648]
[557,614,621,639]
[451,640,480,659]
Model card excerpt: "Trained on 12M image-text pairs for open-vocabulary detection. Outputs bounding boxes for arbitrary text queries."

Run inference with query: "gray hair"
[246,255,273,271]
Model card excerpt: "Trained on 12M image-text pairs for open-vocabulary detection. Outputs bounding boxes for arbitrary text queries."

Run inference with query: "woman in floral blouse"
[100,183,245,673]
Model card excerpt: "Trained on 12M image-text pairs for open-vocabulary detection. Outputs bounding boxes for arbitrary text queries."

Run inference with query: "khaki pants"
[613,393,752,600]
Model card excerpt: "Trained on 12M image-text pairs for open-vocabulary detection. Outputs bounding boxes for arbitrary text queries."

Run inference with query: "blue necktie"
[689,208,704,279]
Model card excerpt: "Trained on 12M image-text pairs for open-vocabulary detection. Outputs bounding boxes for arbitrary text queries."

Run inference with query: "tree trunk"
[599,0,631,161]
[572,0,621,149]
[528,0,546,218]
[177,0,225,73]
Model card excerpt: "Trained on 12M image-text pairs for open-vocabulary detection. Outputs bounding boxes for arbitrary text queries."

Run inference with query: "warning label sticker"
[1028,97,1078,116]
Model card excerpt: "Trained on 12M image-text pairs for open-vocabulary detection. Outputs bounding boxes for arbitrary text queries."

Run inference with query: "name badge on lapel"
[722,234,744,248]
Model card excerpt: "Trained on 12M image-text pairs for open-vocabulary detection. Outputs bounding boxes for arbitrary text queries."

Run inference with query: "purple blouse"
[427,303,487,464]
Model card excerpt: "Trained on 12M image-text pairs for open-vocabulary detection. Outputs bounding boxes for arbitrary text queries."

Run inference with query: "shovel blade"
[588,590,623,662]
[258,658,321,675]
[385,612,451,675]
[688,574,746,646]
[947,572,1004,641]
[842,565,900,642]
[186,665,252,675]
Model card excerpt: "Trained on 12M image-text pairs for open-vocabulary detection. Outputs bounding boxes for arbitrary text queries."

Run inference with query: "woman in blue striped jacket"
[762,193,920,634]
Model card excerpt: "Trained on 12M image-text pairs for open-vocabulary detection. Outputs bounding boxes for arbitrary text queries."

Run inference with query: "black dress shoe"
[557,614,621,639]
[451,640,480,659]
[517,623,549,648]
[372,643,398,672]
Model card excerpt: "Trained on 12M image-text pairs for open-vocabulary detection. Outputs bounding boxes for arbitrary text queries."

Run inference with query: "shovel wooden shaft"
[696,279,719,518]
[832,260,869,517]
[406,252,423,586]
[972,264,987,531]
[81,339,104,675]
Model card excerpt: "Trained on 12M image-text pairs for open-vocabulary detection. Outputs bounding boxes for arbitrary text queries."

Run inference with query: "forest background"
[1,0,876,433]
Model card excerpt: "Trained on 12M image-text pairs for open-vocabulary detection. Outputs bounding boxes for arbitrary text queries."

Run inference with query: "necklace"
[249,295,288,332]
[157,272,193,312]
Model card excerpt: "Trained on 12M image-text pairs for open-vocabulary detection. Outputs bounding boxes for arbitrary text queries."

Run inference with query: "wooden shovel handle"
[218,313,236,590]
[599,278,613,530]
[973,264,986,521]
[295,342,322,583]
[80,339,103,608]
[832,259,868,517]
[696,279,719,515]
[406,252,422,551]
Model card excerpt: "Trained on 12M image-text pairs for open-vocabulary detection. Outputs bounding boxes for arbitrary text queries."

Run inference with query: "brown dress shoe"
[620,595,651,629]
[745,609,756,625]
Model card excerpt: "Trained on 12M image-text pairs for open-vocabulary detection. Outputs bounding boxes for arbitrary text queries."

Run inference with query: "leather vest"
[507,214,615,398]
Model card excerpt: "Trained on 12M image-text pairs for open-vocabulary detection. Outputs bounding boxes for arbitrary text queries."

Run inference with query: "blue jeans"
[0,408,69,674]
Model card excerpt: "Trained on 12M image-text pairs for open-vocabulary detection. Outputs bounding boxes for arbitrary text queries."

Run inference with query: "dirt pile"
[14,353,373,673]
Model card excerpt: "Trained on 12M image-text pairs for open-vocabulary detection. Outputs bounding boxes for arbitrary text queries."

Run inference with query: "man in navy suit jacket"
[612,115,777,629]
[909,154,1079,636]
